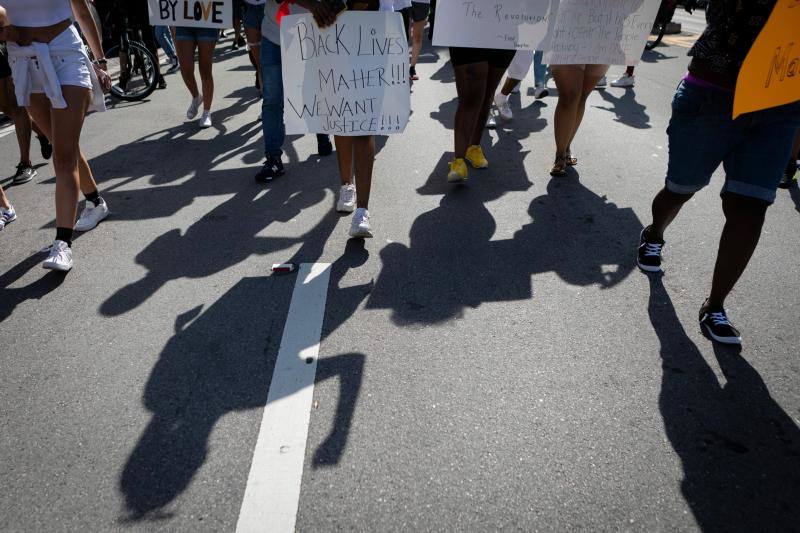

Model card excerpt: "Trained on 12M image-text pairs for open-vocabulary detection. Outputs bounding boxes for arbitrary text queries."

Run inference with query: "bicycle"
[89,1,159,101]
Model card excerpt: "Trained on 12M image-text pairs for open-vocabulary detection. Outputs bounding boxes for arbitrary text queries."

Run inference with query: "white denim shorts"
[8,25,93,95]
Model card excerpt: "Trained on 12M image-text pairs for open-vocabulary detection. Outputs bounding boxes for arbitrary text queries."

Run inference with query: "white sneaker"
[494,93,513,120]
[0,204,17,230]
[533,84,549,99]
[199,111,212,128]
[595,76,607,88]
[337,183,357,213]
[42,239,73,271]
[186,95,203,119]
[349,208,373,238]
[74,198,109,232]
[485,114,497,129]
[610,73,635,87]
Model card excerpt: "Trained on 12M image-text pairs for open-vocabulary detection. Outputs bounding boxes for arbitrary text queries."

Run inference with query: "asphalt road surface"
[2,16,799,533]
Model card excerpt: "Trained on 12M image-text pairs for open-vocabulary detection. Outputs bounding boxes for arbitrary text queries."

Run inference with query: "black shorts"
[449,47,515,69]
[411,2,429,21]
[0,44,11,79]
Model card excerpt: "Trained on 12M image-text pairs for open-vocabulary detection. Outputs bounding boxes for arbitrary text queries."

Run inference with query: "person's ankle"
[644,225,664,242]
[701,297,724,313]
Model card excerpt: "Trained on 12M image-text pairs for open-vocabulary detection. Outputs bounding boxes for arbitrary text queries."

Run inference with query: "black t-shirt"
[688,0,776,85]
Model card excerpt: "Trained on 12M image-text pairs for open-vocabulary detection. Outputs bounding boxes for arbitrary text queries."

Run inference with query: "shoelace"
[708,312,731,327]
[643,242,662,257]
[342,186,356,205]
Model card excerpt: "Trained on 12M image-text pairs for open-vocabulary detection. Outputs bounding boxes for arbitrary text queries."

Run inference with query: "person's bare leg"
[566,70,602,154]
[551,66,583,156]
[11,104,32,165]
[470,65,507,146]
[176,40,199,99]
[245,26,262,87]
[352,135,375,209]
[1,77,33,165]
[705,193,768,309]
[335,136,354,185]
[0,185,10,209]
[410,19,425,68]
[31,103,102,197]
[499,76,520,97]
[453,62,488,158]
[35,88,90,230]
[648,187,693,240]
[197,41,216,111]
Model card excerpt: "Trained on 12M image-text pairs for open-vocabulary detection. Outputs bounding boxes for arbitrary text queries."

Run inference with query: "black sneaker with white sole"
[637,226,664,272]
[699,307,742,345]
[255,156,285,183]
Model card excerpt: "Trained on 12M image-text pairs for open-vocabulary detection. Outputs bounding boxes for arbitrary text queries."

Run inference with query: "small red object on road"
[271,262,297,274]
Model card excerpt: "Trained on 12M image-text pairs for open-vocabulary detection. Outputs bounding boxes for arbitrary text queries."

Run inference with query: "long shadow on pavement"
[594,89,651,130]
[368,158,641,324]
[647,274,800,530]
[0,252,65,322]
[119,276,366,520]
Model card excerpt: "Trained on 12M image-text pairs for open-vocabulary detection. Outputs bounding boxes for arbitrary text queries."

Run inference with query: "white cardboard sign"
[280,12,411,136]
[543,0,661,65]
[432,0,556,51]
[147,0,232,29]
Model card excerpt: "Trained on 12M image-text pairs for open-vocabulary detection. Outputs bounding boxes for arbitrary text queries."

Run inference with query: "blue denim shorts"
[666,80,800,204]
[175,27,220,42]
[243,2,265,30]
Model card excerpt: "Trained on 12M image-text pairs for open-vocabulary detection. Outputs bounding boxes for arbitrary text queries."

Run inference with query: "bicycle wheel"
[105,41,158,101]
[645,21,667,50]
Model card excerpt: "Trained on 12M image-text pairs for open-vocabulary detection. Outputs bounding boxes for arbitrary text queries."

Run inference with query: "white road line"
[237,263,332,533]
[0,124,14,139]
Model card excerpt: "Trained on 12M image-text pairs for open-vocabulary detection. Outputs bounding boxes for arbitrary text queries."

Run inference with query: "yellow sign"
[733,0,800,119]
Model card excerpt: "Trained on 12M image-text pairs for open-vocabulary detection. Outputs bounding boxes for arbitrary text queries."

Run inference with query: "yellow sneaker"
[447,158,468,183]
[465,145,489,169]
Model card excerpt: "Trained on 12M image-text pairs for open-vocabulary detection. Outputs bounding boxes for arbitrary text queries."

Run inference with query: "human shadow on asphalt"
[367,157,642,325]
[0,252,65,323]
[429,53,455,84]
[646,274,800,530]
[119,276,366,520]
[594,89,651,130]
[98,157,339,316]
[640,48,678,64]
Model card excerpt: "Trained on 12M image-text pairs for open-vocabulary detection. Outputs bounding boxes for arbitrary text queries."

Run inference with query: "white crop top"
[4,0,73,27]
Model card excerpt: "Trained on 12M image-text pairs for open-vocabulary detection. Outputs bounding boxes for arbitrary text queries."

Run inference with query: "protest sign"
[543,0,660,66]
[733,0,800,119]
[280,12,411,136]
[147,0,232,29]
[432,0,555,51]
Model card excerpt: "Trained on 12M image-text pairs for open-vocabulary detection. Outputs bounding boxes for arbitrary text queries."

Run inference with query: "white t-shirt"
[3,0,73,27]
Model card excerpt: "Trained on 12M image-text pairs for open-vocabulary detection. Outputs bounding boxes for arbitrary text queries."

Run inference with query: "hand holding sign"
[733,0,800,119]
[280,12,411,136]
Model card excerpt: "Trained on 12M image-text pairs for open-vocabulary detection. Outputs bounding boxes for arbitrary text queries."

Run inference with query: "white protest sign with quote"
[148,0,232,29]
[432,0,556,50]
[543,0,660,65]
[280,12,411,136]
